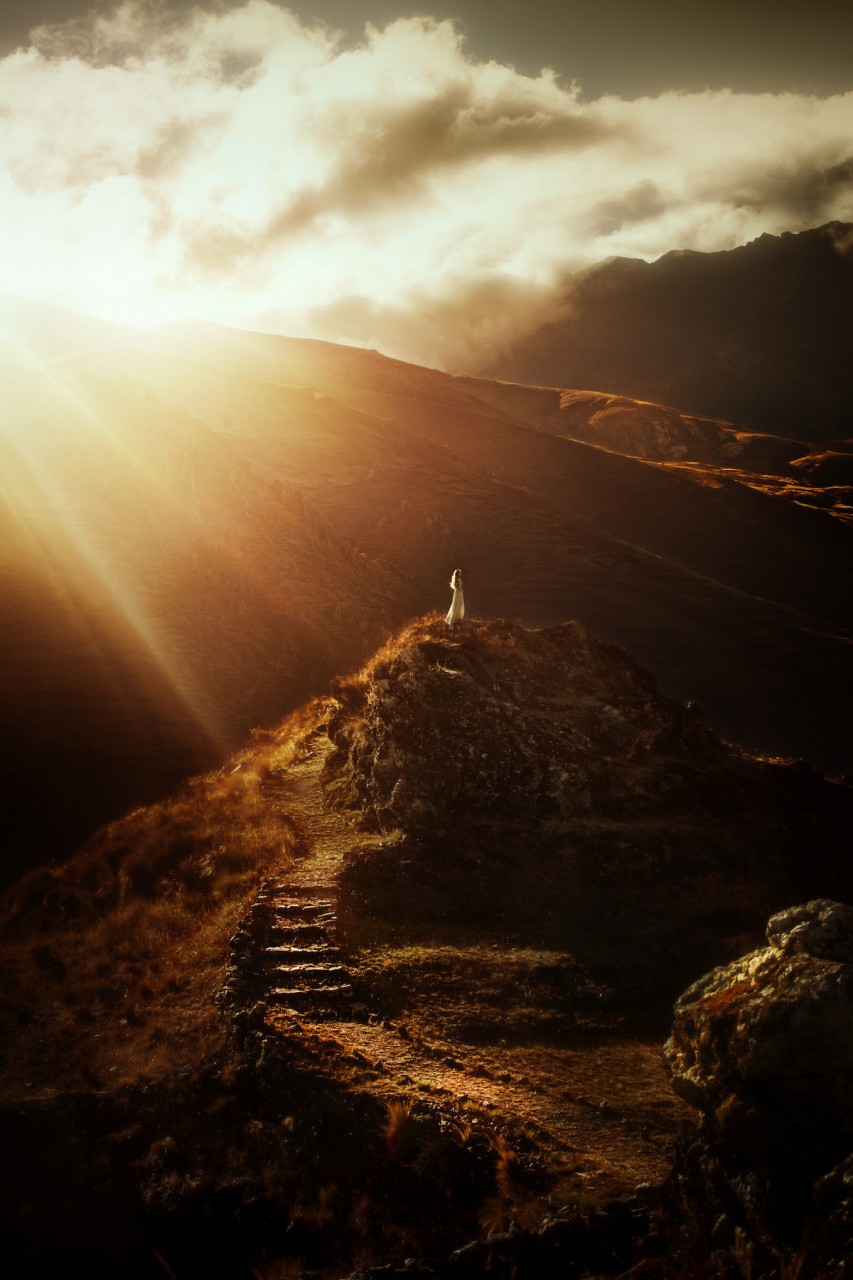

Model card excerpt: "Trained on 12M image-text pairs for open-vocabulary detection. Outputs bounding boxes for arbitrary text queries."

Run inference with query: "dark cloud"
[263,77,618,245]
[720,154,853,222]
[587,180,666,237]
[136,115,224,182]
[30,1,184,65]
[30,0,267,86]
[299,273,575,371]
[177,60,621,278]
[216,46,265,87]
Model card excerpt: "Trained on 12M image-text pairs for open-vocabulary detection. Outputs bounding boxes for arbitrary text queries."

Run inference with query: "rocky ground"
[324,616,853,1004]
[2,616,852,1277]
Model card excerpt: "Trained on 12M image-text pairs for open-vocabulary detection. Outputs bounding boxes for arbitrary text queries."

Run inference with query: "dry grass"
[0,698,329,1101]
[3,611,849,1276]
[334,612,522,691]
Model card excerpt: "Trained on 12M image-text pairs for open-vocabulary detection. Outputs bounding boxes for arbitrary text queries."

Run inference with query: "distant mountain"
[2,298,852,878]
[479,222,853,442]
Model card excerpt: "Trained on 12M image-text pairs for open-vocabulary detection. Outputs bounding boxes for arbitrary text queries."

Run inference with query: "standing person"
[446,569,465,627]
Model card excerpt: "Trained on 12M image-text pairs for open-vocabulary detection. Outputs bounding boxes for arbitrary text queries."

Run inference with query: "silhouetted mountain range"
[480,222,853,442]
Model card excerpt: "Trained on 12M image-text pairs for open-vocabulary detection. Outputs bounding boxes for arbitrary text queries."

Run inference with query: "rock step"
[267,985,353,1005]
[259,882,329,897]
[267,912,334,924]
[258,898,333,914]
[269,964,348,981]
[264,945,342,963]
[268,924,330,941]
[268,901,333,915]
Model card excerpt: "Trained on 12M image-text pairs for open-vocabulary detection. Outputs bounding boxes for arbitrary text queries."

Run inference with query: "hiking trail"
[219,723,690,1201]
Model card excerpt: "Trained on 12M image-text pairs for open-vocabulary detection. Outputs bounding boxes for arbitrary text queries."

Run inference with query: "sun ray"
[0,310,311,616]
[0,378,232,755]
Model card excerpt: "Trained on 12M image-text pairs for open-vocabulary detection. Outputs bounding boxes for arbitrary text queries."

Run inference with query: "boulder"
[662,899,853,1276]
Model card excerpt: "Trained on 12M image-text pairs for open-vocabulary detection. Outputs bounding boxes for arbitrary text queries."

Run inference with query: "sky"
[1,0,852,368]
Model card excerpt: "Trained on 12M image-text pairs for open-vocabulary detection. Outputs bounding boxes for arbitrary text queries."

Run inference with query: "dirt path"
[266,729,378,893]
[237,725,691,1202]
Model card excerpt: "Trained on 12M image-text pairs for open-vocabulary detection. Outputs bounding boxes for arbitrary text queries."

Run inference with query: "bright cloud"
[1,0,852,367]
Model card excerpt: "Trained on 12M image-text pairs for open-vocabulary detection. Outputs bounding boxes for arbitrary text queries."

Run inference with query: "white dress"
[446,571,465,626]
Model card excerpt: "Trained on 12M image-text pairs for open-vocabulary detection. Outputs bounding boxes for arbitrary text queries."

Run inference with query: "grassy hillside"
[2,615,852,1277]
[63,313,853,764]
[3,296,853,887]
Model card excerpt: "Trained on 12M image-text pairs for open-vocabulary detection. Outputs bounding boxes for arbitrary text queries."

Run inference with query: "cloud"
[260,72,613,247]
[300,273,575,373]
[587,180,667,238]
[723,154,853,222]
[0,2,851,367]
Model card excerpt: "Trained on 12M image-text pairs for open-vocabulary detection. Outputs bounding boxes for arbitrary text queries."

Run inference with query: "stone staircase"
[217,878,353,1026]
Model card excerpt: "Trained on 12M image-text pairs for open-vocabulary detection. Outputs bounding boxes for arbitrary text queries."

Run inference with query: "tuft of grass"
[384,1098,430,1161]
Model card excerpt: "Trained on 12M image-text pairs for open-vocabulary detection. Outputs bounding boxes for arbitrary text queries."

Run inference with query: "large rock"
[662,900,853,1277]
[666,899,853,1116]
[326,617,722,835]
[325,618,853,1002]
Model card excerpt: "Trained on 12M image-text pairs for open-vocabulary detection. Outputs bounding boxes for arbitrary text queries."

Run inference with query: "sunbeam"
[0,358,233,755]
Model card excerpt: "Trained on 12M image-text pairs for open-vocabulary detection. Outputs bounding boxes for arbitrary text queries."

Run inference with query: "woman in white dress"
[446,569,465,626]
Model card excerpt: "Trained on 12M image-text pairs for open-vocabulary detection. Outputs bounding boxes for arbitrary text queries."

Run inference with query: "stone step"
[260,882,330,897]
[271,897,333,908]
[268,923,331,942]
[268,964,348,982]
[270,907,335,923]
[267,984,353,1006]
[260,898,333,914]
[264,945,342,963]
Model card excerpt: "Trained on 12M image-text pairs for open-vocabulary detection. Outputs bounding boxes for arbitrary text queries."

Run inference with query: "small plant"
[384,1098,430,1160]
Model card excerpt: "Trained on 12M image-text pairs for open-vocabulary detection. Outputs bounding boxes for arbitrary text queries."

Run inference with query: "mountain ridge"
[479,221,853,441]
[2,294,852,880]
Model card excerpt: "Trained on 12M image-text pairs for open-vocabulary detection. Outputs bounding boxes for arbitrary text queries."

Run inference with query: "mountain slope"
[2,616,851,1276]
[478,221,853,442]
[112,319,853,766]
[0,356,414,878]
[2,297,853,879]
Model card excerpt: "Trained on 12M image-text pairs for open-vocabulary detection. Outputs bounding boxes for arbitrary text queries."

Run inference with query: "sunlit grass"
[0,698,329,1099]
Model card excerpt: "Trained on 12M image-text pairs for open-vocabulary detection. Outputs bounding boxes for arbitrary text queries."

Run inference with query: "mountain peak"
[317,613,852,1002]
[325,613,717,837]
[482,220,853,440]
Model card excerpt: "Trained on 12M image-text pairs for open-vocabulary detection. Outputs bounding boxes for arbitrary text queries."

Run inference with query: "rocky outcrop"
[326,617,720,836]
[323,618,853,1002]
[662,899,853,1277]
